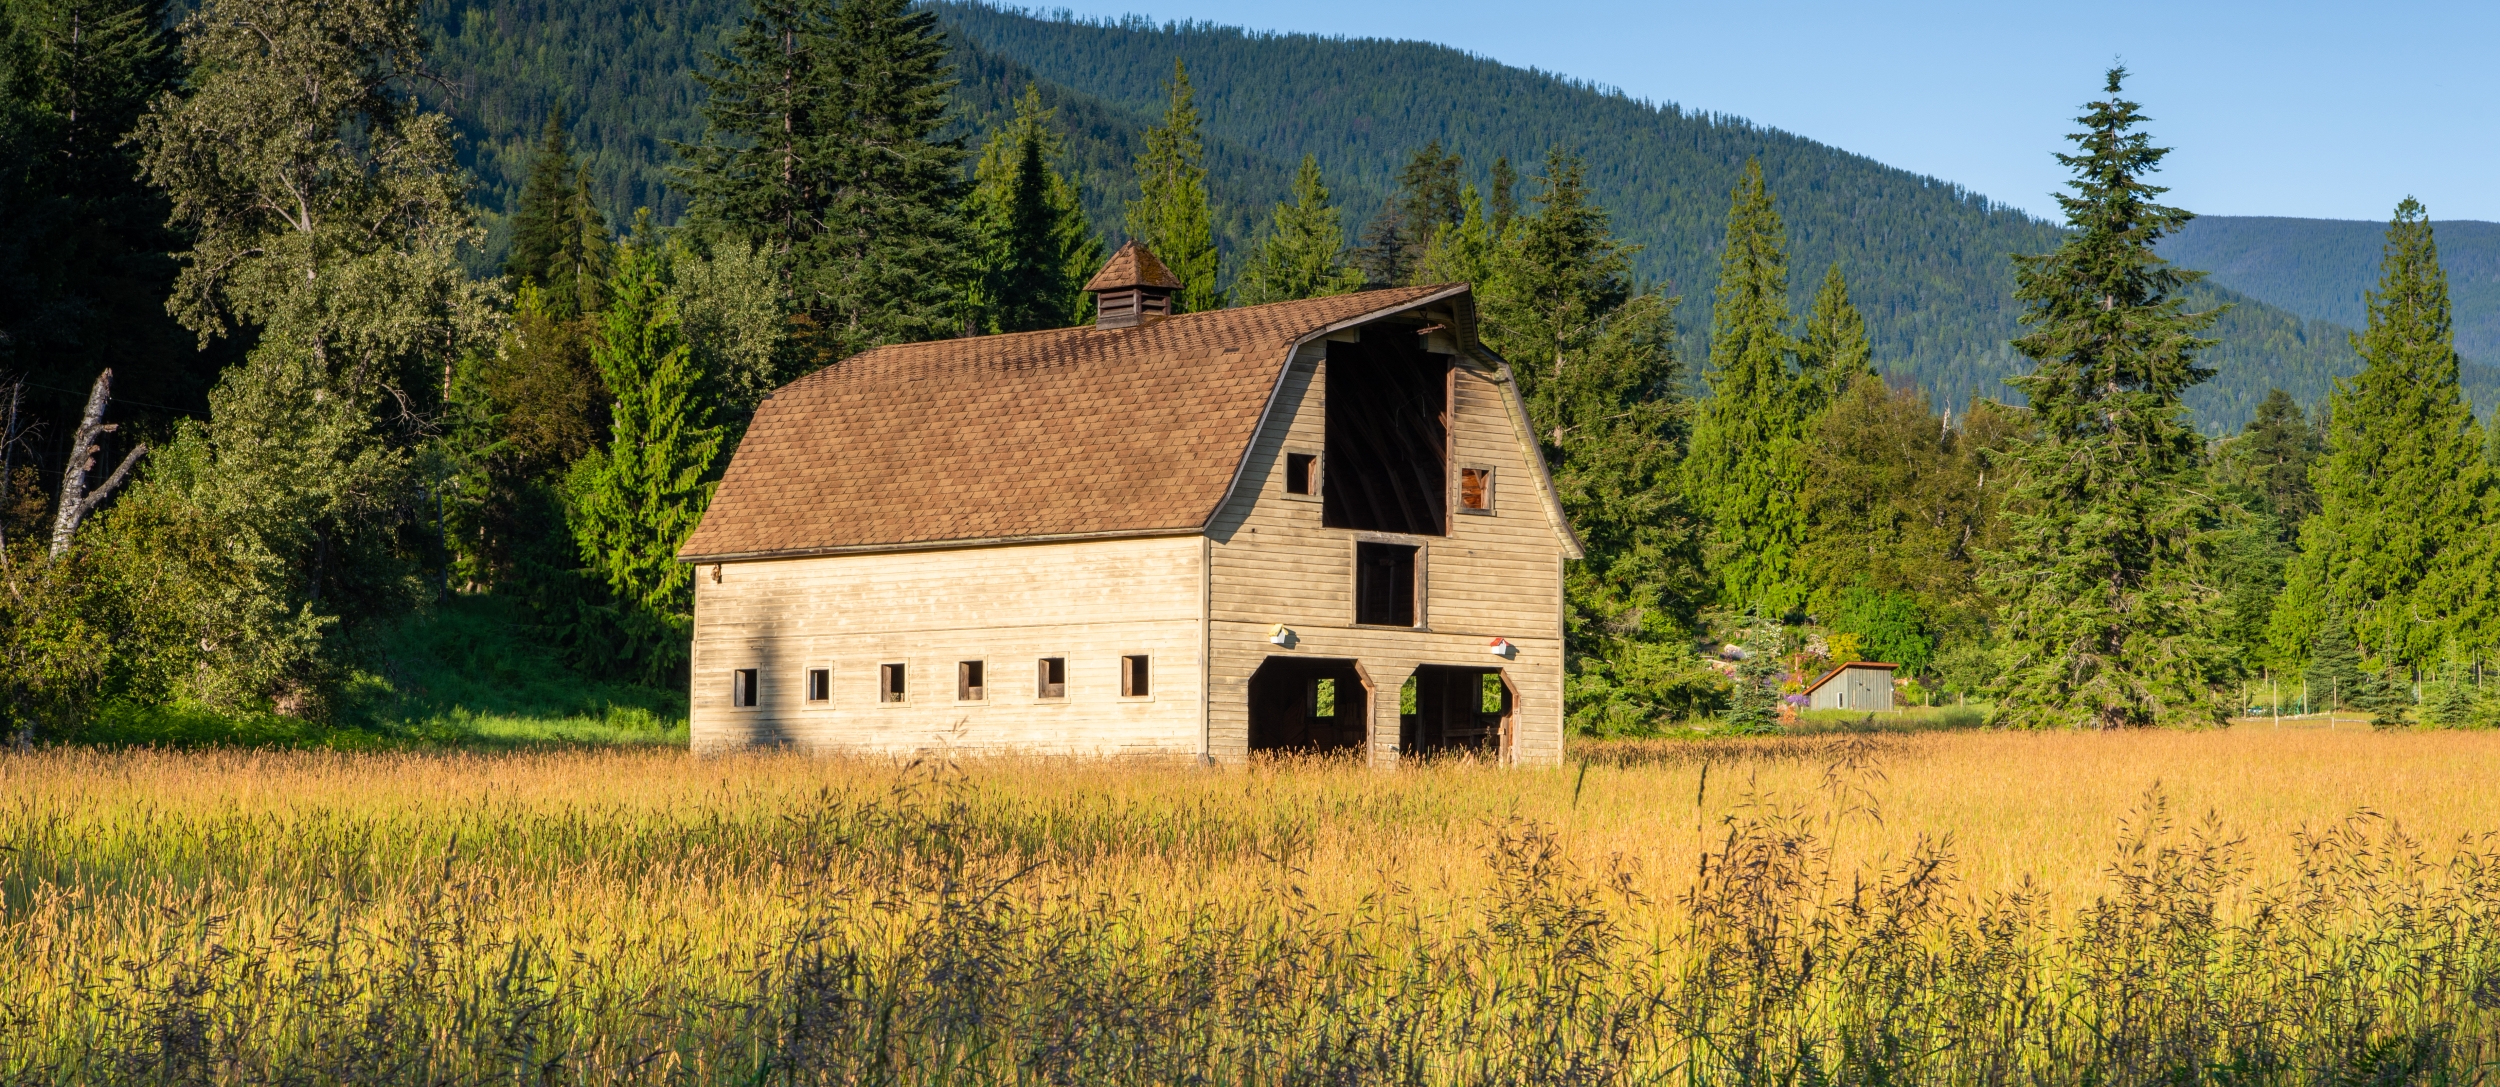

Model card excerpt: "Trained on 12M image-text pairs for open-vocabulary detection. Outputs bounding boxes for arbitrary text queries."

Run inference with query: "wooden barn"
[676,243,1582,765]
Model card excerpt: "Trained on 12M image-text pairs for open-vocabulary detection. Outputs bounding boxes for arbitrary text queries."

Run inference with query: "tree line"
[1,0,2493,737]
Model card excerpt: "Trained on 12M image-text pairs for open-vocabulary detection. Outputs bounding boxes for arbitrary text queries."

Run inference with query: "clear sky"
[1032,0,2498,224]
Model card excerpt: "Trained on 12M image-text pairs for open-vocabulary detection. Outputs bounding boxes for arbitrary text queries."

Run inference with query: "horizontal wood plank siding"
[1205,337,1571,766]
[691,536,1204,756]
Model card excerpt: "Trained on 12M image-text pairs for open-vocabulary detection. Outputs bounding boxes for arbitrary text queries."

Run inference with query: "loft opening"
[1323,323,1450,536]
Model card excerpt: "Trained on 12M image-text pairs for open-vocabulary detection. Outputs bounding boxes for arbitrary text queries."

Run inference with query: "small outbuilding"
[1804,662,1897,712]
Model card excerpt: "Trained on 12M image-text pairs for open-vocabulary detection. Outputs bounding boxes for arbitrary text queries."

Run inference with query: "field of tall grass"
[7,730,2500,1084]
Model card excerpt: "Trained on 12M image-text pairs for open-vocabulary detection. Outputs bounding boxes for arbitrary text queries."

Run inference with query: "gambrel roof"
[679,284,1579,562]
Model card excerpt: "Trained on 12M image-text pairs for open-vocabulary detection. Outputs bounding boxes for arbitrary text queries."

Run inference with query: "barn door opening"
[1400,665,1512,759]
[1248,657,1368,755]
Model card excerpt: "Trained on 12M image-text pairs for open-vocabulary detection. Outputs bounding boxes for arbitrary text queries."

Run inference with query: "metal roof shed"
[1804,662,1897,712]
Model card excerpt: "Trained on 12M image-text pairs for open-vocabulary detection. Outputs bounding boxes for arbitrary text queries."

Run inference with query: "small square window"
[958,660,985,701]
[1120,655,1150,698]
[731,668,759,708]
[1037,657,1066,698]
[1309,677,1338,719]
[806,668,830,702]
[1354,541,1418,626]
[1458,467,1493,513]
[1285,452,1317,496]
[880,663,907,703]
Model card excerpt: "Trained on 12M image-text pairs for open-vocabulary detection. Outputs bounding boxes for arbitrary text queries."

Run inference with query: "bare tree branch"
[48,369,148,559]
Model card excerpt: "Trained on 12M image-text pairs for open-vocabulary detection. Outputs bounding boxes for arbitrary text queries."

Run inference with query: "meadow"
[6,729,2500,1084]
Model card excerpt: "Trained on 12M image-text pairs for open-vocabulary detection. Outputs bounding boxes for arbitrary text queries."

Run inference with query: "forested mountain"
[2161,215,2500,414]
[420,1,2359,431]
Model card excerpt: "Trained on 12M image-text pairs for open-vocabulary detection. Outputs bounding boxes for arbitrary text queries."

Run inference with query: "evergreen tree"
[2228,388,2323,540]
[2272,199,2491,671]
[1232,154,1361,305]
[677,0,969,362]
[566,239,722,683]
[1985,68,2230,729]
[1797,263,1873,412]
[2301,610,2371,715]
[1352,202,1413,290]
[1124,58,1217,313]
[505,104,612,317]
[1687,159,1812,615]
[1488,154,1518,237]
[1413,184,1494,287]
[1479,149,1707,731]
[1723,612,1783,735]
[968,85,1099,331]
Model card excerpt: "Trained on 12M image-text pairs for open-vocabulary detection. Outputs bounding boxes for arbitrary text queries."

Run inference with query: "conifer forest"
[4,0,2500,739]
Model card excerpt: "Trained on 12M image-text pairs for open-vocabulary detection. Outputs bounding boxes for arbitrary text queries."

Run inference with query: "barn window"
[1285,452,1317,495]
[880,663,906,703]
[806,668,830,702]
[1121,655,1150,698]
[1354,541,1418,626]
[957,660,984,701]
[731,669,759,708]
[1037,657,1066,698]
[1309,677,1338,718]
[1458,467,1493,513]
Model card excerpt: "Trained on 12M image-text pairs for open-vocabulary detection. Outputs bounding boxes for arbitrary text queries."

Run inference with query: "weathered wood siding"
[1808,666,1895,712]
[1205,339,1573,766]
[689,536,1206,755]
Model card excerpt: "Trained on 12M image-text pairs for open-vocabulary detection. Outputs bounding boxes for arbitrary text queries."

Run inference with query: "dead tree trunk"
[49,369,147,559]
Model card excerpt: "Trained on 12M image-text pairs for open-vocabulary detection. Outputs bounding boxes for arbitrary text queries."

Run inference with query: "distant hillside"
[2161,215,2500,414]
[418,0,2369,432]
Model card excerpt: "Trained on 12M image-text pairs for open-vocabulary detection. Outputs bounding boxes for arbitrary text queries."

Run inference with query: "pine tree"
[1124,58,1217,313]
[1353,201,1413,289]
[1986,68,2230,729]
[1797,263,1873,413]
[565,239,722,682]
[1687,159,1812,615]
[2272,199,2491,672]
[1479,149,1705,730]
[968,85,1099,332]
[677,0,969,362]
[506,106,612,319]
[1232,155,1362,305]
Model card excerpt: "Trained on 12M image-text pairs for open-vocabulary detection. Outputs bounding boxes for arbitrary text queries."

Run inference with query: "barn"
[675,243,1582,765]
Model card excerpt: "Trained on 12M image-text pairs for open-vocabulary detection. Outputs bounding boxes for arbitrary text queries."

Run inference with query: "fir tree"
[1479,149,1705,730]
[505,105,612,318]
[2271,198,2491,671]
[1124,58,1217,313]
[1797,263,1873,413]
[1413,184,1494,287]
[1488,154,1518,238]
[1724,613,1783,735]
[1352,201,1413,290]
[2230,388,2323,540]
[1986,68,2230,729]
[968,85,1099,332]
[565,239,722,683]
[1232,154,1362,305]
[677,0,969,362]
[1687,159,1812,615]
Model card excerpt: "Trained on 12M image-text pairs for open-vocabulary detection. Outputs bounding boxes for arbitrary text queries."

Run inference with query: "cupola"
[1083,241,1184,329]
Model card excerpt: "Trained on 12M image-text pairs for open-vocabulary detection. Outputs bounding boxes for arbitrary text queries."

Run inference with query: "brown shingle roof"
[1082,240,1184,291]
[680,285,1463,561]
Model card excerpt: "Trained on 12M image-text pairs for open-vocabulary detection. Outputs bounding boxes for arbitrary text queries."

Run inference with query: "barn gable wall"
[1204,332,1570,767]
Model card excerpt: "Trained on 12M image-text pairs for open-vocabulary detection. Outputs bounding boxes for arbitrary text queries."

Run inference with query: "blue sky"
[1035,0,2498,224]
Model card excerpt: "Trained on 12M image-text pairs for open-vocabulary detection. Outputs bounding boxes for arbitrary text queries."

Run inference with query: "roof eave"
[678,524,1207,565]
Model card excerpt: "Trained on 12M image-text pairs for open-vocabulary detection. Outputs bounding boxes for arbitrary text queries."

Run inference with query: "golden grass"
[8,728,2500,1082]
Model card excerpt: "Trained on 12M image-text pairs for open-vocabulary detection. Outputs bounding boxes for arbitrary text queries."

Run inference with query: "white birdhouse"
[1488,637,1517,659]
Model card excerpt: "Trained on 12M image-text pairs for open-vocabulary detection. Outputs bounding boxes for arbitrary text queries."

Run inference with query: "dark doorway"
[1323,325,1449,536]
[1401,666,1512,757]
[1249,657,1369,754]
